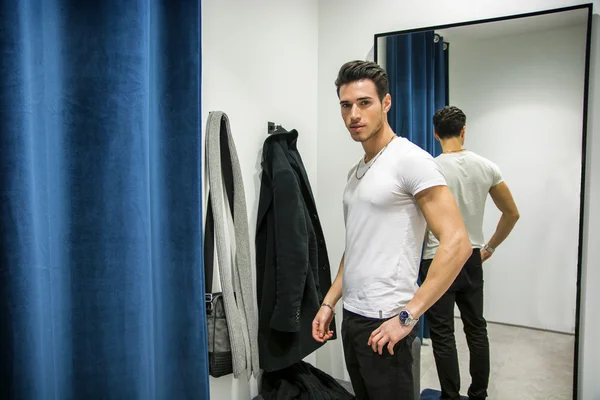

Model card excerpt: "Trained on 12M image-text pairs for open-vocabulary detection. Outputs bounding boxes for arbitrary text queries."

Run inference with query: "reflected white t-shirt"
[342,137,447,319]
[422,150,503,260]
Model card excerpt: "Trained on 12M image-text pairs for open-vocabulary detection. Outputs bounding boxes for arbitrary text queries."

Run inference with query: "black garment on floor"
[420,249,490,400]
[256,129,336,372]
[259,361,355,400]
[341,309,419,400]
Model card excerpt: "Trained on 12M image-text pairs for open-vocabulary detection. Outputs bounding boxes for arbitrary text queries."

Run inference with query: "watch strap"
[483,244,495,253]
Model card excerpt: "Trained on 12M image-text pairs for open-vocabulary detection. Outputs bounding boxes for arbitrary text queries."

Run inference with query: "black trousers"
[420,249,490,400]
[341,308,418,400]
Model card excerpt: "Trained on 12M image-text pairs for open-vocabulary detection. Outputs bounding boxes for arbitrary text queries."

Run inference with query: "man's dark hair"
[335,60,389,101]
[433,106,467,139]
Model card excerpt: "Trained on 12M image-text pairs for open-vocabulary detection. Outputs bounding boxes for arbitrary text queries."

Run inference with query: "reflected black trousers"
[420,249,490,400]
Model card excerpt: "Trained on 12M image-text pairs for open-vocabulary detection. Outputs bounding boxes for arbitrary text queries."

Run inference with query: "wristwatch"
[483,244,495,253]
[398,308,417,327]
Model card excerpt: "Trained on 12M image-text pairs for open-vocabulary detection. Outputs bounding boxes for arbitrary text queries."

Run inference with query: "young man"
[311,60,472,399]
[420,106,520,400]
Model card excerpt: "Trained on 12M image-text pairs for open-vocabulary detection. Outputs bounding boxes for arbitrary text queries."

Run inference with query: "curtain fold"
[386,30,447,156]
[0,1,208,399]
[386,30,448,341]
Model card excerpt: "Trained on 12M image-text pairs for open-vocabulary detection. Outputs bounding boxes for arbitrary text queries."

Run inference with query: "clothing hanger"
[267,121,289,134]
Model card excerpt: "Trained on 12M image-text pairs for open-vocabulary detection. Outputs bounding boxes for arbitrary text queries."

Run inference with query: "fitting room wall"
[201,1,319,399]
[316,0,600,398]
[446,24,587,334]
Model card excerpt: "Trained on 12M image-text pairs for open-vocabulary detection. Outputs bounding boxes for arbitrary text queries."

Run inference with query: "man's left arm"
[368,185,471,355]
[405,186,472,318]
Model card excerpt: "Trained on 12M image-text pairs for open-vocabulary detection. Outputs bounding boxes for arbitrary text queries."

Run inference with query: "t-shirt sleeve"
[400,150,447,196]
[489,160,503,186]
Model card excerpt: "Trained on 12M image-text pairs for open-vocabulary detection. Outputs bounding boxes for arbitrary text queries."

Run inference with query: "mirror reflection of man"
[311,60,473,399]
[421,105,520,400]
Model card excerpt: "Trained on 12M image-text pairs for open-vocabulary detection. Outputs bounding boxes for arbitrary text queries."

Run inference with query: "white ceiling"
[436,8,588,42]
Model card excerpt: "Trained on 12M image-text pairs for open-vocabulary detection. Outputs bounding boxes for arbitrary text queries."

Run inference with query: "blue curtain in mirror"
[386,30,448,341]
[386,30,448,155]
[0,2,208,399]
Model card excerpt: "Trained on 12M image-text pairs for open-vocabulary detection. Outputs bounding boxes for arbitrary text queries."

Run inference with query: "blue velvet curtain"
[386,30,448,155]
[386,31,448,341]
[0,2,208,399]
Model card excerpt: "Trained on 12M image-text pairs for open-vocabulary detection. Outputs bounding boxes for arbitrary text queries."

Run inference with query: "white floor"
[420,318,576,399]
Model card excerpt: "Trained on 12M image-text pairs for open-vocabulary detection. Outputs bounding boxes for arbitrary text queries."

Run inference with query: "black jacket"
[256,129,337,372]
[258,361,355,400]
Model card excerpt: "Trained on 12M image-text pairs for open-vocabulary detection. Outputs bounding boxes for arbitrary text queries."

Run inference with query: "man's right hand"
[481,248,493,263]
[312,305,335,343]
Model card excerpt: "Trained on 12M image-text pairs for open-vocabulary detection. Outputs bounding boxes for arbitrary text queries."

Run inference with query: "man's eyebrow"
[340,96,373,104]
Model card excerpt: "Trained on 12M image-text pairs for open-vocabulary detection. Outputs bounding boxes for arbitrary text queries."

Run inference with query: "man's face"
[339,79,390,143]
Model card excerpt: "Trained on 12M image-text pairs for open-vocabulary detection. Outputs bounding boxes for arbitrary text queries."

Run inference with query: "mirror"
[374,5,591,399]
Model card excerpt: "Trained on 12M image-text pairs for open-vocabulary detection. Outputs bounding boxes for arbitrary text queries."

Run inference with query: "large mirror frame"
[373,4,593,399]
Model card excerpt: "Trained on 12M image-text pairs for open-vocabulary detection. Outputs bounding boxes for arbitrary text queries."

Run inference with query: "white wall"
[201,1,319,399]
[446,24,587,334]
[316,0,599,398]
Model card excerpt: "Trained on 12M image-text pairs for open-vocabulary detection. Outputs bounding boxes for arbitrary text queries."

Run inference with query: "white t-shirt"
[422,150,503,260]
[342,137,447,319]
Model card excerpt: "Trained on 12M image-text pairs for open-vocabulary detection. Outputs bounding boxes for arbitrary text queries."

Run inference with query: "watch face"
[399,310,409,324]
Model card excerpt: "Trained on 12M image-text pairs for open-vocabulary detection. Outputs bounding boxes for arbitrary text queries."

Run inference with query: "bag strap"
[204,118,236,295]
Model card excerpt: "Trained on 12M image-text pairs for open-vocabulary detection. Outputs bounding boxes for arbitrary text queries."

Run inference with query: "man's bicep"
[489,182,519,216]
[416,185,464,240]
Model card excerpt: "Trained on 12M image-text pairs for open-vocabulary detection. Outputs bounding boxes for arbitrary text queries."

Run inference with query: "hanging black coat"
[256,129,337,373]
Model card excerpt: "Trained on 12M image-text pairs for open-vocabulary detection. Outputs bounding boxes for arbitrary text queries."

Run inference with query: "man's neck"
[362,125,396,162]
[439,137,464,153]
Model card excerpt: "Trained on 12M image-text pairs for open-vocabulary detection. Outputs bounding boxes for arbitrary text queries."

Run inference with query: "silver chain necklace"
[355,135,396,180]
